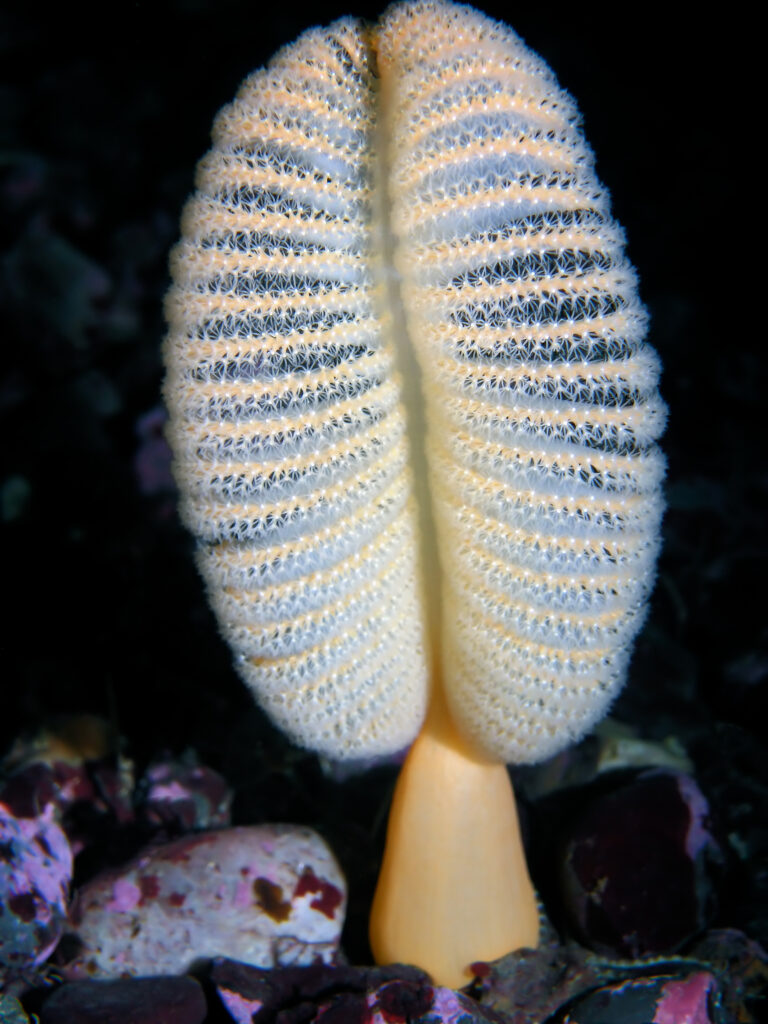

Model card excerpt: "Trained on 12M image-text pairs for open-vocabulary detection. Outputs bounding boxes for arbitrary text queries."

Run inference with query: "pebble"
[0,800,73,975]
[560,769,722,957]
[515,721,693,802]
[560,969,718,1024]
[39,975,206,1024]
[59,824,345,978]
[0,716,134,855]
[137,755,231,832]
[460,926,764,1023]
[211,959,503,1023]
[0,994,33,1023]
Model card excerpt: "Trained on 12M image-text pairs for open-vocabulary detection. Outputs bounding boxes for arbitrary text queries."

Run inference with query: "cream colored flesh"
[370,687,539,986]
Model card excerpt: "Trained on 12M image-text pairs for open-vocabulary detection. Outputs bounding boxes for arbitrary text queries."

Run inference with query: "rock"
[468,940,605,1024]
[39,975,206,1024]
[515,720,693,802]
[688,928,768,1024]
[59,825,345,978]
[471,927,765,1024]
[211,959,504,1023]
[368,982,504,1024]
[0,800,73,975]
[560,970,718,1024]
[0,994,33,1023]
[0,715,134,856]
[212,959,374,1024]
[136,755,231,832]
[560,770,722,957]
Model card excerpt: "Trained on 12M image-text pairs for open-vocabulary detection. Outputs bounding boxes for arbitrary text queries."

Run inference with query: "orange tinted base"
[369,689,539,988]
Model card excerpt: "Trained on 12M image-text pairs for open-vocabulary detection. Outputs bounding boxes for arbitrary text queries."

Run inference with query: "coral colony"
[164,0,665,986]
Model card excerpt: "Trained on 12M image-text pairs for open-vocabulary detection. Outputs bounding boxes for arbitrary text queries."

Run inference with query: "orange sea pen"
[164,1,666,986]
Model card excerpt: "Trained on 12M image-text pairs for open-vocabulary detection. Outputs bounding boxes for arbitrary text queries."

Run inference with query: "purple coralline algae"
[0,800,73,975]
[137,755,231,832]
[211,959,503,1023]
[0,716,134,856]
[59,824,346,978]
[560,970,718,1024]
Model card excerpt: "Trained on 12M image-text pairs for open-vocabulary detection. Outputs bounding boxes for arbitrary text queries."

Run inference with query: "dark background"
[2,1,763,964]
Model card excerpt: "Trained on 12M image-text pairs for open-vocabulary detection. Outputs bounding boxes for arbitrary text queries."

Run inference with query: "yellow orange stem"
[369,684,539,987]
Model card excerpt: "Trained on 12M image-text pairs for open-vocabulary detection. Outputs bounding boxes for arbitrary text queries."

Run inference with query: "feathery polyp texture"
[164,1,665,763]
[165,20,427,759]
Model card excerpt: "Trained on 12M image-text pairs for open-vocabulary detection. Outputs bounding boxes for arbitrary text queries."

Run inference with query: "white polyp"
[164,1,665,764]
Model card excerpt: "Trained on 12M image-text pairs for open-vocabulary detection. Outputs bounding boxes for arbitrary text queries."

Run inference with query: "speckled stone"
[0,801,73,974]
[59,825,345,978]
[39,975,207,1024]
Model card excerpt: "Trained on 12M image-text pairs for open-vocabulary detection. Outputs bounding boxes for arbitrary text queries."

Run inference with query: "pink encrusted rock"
[137,755,231,832]
[211,960,503,1024]
[560,970,718,1024]
[0,715,134,856]
[366,983,503,1024]
[59,825,345,979]
[0,800,73,974]
[653,971,717,1024]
